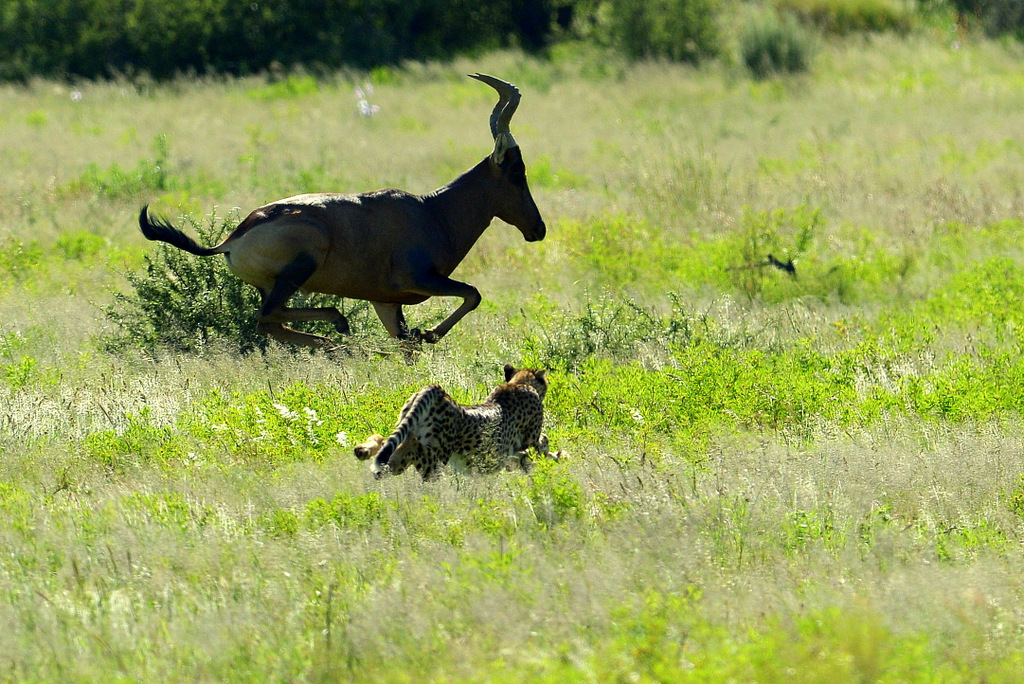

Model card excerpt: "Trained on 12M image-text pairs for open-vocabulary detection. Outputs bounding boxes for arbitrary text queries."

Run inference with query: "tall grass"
[2,30,1024,680]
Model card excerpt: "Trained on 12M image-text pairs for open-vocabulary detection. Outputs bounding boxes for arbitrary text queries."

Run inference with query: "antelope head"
[469,73,546,243]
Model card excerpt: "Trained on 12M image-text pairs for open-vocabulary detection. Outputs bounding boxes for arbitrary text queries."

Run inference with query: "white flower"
[336,431,349,447]
[355,84,380,117]
[357,100,381,117]
[273,402,298,421]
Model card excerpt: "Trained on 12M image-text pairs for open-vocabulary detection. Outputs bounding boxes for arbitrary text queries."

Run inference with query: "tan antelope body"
[139,74,545,349]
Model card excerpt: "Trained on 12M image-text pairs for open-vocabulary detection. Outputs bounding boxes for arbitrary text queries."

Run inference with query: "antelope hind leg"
[256,321,337,349]
[259,306,350,342]
[257,253,345,349]
[371,302,421,362]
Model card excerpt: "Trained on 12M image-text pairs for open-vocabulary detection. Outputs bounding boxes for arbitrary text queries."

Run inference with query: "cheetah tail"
[370,385,444,474]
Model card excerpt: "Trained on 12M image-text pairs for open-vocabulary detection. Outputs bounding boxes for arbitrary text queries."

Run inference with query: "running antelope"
[138,73,545,349]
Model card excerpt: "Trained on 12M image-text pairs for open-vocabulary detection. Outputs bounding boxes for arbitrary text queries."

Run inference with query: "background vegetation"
[5,0,1013,80]
[2,0,1024,679]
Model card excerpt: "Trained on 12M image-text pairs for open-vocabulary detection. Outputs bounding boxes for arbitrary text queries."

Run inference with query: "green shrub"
[55,231,106,261]
[305,492,390,531]
[3,356,41,390]
[578,0,723,64]
[521,294,661,373]
[120,492,215,532]
[783,506,842,552]
[0,237,43,285]
[1006,475,1024,518]
[525,457,585,525]
[106,208,367,355]
[777,0,915,34]
[104,211,268,355]
[84,408,188,472]
[740,10,812,79]
[185,382,362,463]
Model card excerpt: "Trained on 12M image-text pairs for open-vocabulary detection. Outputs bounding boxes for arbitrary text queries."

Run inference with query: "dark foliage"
[0,0,567,81]
[950,0,1024,38]
[740,11,811,79]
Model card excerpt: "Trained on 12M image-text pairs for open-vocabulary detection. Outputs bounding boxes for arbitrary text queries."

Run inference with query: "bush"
[522,294,662,373]
[106,211,371,355]
[104,212,268,355]
[740,10,812,79]
[0,0,731,80]
[573,0,723,64]
[777,0,915,34]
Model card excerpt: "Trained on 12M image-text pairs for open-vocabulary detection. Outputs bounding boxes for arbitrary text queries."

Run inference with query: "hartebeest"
[138,73,545,349]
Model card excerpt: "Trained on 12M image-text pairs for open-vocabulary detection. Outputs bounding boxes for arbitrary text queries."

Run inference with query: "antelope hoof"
[411,328,440,344]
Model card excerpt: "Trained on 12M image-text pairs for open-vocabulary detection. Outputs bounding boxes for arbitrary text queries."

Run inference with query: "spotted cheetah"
[354,364,551,480]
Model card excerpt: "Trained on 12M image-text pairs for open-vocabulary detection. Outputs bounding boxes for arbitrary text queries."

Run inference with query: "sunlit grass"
[2,28,1024,680]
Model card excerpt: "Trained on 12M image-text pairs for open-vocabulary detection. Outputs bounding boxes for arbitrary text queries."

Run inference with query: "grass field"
[3,23,1024,681]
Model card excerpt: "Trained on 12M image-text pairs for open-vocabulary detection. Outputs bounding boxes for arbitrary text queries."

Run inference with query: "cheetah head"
[503,364,548,400]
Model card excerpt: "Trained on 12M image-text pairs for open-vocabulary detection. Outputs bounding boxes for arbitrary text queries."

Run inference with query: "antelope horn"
[469,73,521,163]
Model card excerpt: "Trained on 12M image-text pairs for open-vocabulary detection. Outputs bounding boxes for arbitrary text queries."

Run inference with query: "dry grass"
[1,31,1024,679]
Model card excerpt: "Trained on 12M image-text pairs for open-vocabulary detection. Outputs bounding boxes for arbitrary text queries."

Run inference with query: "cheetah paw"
[354,434,385,461]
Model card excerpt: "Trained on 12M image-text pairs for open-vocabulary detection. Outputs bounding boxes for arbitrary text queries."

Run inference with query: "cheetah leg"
[516,449,534,472]
[375,436,423,478]
[415,447,446,481]
[516,434,558,472]
[354,434,386,461]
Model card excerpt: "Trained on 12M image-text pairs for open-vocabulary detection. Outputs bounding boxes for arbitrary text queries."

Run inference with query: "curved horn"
[469,73,521,163]
[469,73,521,138]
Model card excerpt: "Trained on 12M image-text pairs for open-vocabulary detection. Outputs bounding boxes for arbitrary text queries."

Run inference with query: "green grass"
[2,21,1024,681]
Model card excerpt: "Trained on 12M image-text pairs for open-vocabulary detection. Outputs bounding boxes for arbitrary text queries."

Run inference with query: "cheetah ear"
[504,364,517,382]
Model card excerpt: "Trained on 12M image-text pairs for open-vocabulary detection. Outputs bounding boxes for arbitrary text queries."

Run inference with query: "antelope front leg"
[407,274,481,343]
[371,302,413,339]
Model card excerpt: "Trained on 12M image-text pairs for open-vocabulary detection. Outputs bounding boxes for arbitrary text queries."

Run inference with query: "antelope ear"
[536,369,548,381]
[504,364,517,382]
[491,132,518,165]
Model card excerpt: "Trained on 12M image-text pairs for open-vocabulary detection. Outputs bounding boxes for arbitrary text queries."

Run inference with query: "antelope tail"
[138,205,224,257]
[373,385,445,467]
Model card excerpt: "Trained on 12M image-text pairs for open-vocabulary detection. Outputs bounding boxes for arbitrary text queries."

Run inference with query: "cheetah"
[354,364,551,480]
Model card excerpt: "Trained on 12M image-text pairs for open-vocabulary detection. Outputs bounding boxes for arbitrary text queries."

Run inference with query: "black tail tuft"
[138,205,221,257]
